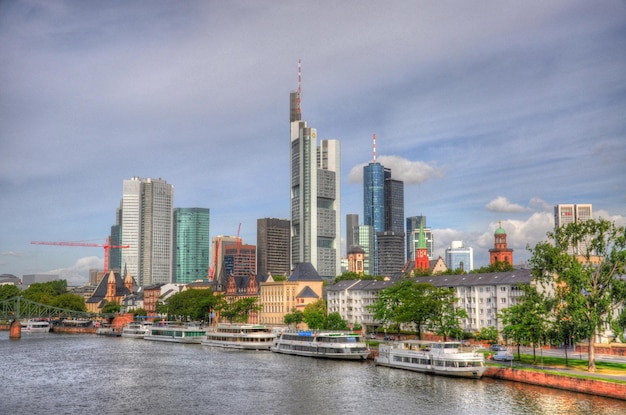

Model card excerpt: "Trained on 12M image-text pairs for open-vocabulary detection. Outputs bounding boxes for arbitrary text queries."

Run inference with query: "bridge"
[0,296,113,321]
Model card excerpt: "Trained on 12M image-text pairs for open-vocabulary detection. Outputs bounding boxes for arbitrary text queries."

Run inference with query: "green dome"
[495,225,507,235]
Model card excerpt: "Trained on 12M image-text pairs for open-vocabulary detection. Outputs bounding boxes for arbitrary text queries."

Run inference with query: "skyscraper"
[445,241,474,272]
[363,162,385,234]
[289,63,340,279]
[356,225,376,276]
[173,208,210,284]
[406,216,434,261]
[554,204,593,254]
[346,213,359,252]
[120,177,174,286]
[257,218,290,277]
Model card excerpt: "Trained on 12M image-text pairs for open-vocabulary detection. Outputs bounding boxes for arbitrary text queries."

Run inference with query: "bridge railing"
[0,296,113,321]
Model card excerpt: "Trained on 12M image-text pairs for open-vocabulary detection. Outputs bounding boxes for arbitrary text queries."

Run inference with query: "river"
[1,331,625,415]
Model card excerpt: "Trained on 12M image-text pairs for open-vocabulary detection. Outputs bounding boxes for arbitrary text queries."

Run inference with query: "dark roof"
[327,279,396,292]
[86,272,132,304]
[414,268,532,288]
[297,286,319,299]
[288,263,322,281]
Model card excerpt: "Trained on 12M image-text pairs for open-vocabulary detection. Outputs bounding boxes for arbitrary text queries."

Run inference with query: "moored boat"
[122,322,153,339]
[270,330,369,360]
[96,325,121,337]
[20,319,51,333]
[144,322,206,344]
[201,323,275,350]
[375,340,487,379]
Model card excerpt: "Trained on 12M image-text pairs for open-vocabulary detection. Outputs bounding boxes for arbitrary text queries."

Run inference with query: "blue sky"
[1,1,625,285]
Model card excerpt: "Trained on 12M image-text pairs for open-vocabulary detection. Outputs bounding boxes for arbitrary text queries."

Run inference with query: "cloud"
[347,155,444,185]
[1,251,23,257]
[485,196,532,213]
[48,256,102,286]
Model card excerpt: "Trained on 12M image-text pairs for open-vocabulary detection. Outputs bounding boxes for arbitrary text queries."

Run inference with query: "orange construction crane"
[208,238,221,281]
[31,237,129,273]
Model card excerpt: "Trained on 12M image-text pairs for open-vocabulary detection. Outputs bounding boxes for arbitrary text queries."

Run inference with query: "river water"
[1,331,625,415]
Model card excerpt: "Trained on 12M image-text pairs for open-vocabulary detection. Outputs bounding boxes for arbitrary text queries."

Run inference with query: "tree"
[131,308,148,317]
[165,288,218,321]
[101,301,121,314]
[284,309,304,328]
[368,279,440,340]
[499,283,553,363]
[22,280,68,305]
[0,285,20,301]
[325,312,350,331]
[529,218,626,372]
[303,299,327,330]
[51,293,87,312]
[428,287,468,341]
[219,297,262,323]
[475,326,499,345]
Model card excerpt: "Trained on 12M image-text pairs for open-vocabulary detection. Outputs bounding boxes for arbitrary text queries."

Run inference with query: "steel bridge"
[0,296,113,321]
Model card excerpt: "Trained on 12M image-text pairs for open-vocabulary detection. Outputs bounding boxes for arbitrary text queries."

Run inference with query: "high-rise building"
[554,204,593,254]
[385,174,404,235]
[346,213,359,252]
[120,177,174,286]
[173,208,210,284]
[289,63,340,279]
[223,243,257,278]
[445,241,474,272]
[377,231,405,277]
[257,218,290,277]
[406,216,434,261]
[363,162,386,235]
[356,225,376,276]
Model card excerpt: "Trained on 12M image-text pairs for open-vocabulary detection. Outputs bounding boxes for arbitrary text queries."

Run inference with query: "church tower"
[414,220,430,271]
[489,221,513,265]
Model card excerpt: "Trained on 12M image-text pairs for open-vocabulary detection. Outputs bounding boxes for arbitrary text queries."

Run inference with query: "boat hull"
[202,339,273,351]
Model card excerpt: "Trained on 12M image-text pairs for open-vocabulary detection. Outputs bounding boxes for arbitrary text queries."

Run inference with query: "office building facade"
[445,241,474,272]
[289,80,340,279]
[173,208,210,284]
[257,218,290,277]
[120,177,174,286]
[554,204,593,255]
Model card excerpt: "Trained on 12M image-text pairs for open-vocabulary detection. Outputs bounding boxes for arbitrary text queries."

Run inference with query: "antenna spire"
[372,133,377,162]
[297,59,302,116]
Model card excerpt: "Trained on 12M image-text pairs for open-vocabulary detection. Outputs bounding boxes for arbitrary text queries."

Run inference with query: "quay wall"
[484,367,626,401]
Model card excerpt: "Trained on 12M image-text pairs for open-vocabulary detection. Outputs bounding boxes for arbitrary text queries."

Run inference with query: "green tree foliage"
[303,299,327,330]
[325,312,350,331]
[101,301,121,314]
[471,261,514,274]
[529,218,626,372]
[333,272,381,284]
[220,297,262,323]
[0,285,21,301]
[131,308,148,317]
[50,293,87,312]
[283,309,304,328]
[368,279,441,340]
[428,287,468,341]
[475,326,499,344]
[22,280,68,304]
[165,288,219,322]
[499,283,554,362]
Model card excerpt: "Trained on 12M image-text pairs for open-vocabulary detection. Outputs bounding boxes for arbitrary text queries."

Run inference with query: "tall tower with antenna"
[289,61,341,278]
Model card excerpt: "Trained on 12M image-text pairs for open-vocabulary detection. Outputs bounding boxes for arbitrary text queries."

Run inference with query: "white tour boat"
[376,340,487,379]
[121,322,153,339]
[20,319,51,333]
[270,330,369,360]
[144,322,206,344]
[202,323,276,350]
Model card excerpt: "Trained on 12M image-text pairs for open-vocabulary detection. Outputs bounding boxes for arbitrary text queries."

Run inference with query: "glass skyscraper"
[120,177,174,286]
[363,162,385,234]
[173,208,210,284]
[289,82,341,279]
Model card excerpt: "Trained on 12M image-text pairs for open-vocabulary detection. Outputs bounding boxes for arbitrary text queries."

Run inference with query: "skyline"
[1,1,625,285]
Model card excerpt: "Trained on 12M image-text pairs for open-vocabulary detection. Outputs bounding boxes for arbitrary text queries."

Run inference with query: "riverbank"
[484,365,626,401]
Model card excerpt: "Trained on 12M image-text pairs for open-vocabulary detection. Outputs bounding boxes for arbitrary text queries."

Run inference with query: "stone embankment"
[484,366,626,401]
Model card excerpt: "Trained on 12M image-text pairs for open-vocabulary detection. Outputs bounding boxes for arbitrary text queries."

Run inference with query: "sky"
[1,1,625,285]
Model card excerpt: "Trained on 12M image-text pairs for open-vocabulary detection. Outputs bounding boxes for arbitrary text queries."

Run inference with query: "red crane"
[30,237,130,273]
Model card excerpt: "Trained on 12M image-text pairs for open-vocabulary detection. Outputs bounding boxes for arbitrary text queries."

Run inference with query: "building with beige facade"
[259,262,323,326]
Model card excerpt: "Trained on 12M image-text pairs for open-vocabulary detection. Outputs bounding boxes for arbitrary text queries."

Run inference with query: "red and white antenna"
[297,59,302,116]
[372,133,377,162]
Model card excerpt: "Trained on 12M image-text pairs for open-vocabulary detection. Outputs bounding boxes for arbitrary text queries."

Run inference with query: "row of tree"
[0,280,87,312]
